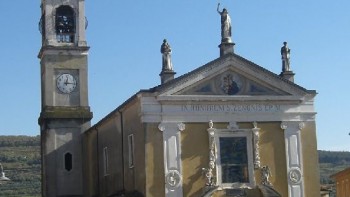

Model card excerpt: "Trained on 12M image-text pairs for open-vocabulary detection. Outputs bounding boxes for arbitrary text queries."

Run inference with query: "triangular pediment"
[176,69,286,96]
[156,53,315,97]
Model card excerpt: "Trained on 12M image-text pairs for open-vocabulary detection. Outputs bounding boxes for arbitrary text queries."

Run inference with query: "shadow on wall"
[181,123,211,197]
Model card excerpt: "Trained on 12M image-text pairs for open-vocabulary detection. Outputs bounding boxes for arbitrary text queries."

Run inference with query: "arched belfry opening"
[55,5,75,43]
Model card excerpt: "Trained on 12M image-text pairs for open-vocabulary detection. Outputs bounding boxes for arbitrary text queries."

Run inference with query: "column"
[158,122,185,197]
[281,122,305,197]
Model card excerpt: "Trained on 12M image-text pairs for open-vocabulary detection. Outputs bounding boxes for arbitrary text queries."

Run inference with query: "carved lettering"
[181,104,281,113]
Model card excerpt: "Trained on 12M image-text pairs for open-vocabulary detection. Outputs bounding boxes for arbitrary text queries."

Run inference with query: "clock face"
[56,73,77,94]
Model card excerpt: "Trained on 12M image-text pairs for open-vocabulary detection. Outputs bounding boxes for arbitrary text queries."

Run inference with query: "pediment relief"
[174,70,288,96]
[156,54,314,97]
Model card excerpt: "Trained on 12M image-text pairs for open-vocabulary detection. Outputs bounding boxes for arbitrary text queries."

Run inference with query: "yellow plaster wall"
[251,122,288,196]
[181,123,209,197]
[82,129,98,197]
[181,122,288,197]
[96,115,124,196]
[121,101,146,195]
[140,121,318,197]
[145,123,165,196]
[301,121,320,197]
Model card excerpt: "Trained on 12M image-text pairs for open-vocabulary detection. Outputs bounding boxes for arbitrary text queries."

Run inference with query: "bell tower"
[38,0,92,196]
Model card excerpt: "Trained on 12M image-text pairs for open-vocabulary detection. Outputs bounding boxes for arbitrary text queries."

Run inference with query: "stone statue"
[217,3,232,43]
[161,39,173,71]
[281,42,291,72]
[261,165,272,186]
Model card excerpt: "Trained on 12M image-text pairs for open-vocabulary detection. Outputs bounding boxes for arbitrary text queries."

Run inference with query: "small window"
[55,6,75,43]
[64,152,73,171]
[103,147,109,176]
[128,134,135,168]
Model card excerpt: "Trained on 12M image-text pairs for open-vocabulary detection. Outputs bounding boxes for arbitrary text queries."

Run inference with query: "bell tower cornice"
[38,45,90,59]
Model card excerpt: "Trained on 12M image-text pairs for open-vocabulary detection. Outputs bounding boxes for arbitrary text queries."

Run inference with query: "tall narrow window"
[219,137,248,183]
[64,152,73,171]
[55,6,75,43]
[215,130,254,188]
[103,147,109,176]
[128,134,135,168]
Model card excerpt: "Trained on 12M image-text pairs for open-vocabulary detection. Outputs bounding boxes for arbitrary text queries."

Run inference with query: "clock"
[56,73,77,94]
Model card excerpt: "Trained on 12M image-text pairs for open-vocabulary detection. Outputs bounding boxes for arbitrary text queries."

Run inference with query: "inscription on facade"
[181,104,281,113]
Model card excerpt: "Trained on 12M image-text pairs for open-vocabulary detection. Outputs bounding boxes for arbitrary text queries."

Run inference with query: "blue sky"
[0,1,349,151]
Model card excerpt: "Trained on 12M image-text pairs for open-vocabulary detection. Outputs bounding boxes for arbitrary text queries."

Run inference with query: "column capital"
[281,121,304,130]
[158,122,186,132]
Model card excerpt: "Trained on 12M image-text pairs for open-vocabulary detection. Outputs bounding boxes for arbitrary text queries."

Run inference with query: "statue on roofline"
[161,39,173,71]
[281,41,291,72]
[217,3,232,43]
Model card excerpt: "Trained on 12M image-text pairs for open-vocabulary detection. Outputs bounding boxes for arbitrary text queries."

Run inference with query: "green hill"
[0,135,41,197]
[0,136,349,196]
[318,150,350,184]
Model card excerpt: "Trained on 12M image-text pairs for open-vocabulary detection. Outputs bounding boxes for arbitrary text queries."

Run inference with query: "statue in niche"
[261,165,272,186]
[281,42,291,72]
[161,39,173,71]
[217,3,232,43]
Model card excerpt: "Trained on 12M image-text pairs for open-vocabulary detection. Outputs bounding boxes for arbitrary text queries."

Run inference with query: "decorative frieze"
[181,104,282,113]
[141,96,316,123]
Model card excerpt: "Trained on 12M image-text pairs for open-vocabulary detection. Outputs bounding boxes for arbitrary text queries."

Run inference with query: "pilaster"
[281,121,305,197]
[158,122,185,197]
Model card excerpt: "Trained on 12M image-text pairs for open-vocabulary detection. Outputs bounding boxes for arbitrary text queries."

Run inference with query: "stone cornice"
[38,45,90,58]
[38,106,93,124]
[156,95,309,103]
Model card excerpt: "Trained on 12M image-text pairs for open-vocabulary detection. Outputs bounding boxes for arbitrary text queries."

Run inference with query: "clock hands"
[64,75,75,85]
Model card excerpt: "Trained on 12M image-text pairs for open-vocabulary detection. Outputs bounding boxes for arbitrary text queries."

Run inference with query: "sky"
[0,1,349,151]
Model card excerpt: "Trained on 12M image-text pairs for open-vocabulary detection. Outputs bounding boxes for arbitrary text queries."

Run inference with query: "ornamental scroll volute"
[252,122,261,169]
[202,120,216,188]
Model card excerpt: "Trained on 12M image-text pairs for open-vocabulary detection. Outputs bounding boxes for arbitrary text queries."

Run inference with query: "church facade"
[38,1,320,197]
